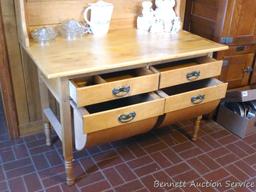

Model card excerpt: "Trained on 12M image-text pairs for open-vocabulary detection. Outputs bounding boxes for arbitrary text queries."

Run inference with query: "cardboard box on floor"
[217,86,256,138]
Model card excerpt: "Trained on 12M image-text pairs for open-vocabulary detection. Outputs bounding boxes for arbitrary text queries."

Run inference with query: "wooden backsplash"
[25,0,186,31]
[26,0,142,29]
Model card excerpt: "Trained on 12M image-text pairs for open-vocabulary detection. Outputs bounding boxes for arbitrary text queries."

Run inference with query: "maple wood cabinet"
[184,0,256,89]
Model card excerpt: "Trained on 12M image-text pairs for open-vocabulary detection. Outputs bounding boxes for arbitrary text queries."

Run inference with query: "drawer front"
[164,80,227,113]
[159,100,221,128]
[216,45,256,58]
[157,58,223,88]
[69,70,159,107]
[83,96,164,133]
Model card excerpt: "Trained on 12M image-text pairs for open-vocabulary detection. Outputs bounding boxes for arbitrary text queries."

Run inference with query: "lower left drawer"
[72,92,165,150]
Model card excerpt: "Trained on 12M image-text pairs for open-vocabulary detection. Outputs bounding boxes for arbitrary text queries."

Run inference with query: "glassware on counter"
[59,19,90,40]
[31,27,57,46]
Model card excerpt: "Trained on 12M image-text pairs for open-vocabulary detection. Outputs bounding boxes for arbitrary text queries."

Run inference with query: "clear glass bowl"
[59,19,89,40]
[31,27,57,46]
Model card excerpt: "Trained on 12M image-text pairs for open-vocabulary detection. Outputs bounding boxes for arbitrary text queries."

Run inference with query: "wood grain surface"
[82,92,165,133]
[0,2,19,138]
[24,1,186,32]
[163,78,227,113]
[153,56,223,88]
[26,29,228,79]
[69,68,159,107]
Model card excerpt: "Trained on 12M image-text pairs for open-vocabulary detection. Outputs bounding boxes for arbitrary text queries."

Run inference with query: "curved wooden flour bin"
[150,56,226,128]
[157,78,227,128]
[72,92,165,150]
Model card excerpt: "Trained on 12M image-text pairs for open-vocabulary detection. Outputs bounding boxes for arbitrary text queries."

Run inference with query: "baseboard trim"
[19,120,43,136]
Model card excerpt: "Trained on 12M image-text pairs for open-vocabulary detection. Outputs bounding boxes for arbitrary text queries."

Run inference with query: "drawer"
[69,68,159,107]
[216,45,256,58]
[158,100,221,128]
[159,78,228,113]
[152,56,223,88]
[73,92,164,134]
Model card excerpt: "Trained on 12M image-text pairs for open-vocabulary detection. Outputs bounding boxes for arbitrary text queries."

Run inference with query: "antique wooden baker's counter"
[21,28,228,185]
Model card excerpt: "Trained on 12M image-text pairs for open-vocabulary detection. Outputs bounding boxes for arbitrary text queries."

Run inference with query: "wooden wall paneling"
[20,49,42,122]
[0,1,19,138]
[1,0,30,129]
[2,0,43,135]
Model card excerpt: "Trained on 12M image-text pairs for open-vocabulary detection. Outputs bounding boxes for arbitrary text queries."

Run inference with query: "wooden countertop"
[25,28,228,79]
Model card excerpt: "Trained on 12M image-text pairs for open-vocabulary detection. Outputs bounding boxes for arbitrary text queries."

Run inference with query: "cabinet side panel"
[14,0,29,47]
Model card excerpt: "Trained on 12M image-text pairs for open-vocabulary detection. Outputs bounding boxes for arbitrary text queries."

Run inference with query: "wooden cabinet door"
[219,53,255,89]
[222,0,256,39]
[184,0,256,44]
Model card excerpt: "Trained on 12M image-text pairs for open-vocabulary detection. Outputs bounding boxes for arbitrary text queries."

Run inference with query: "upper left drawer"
[69,68,159,107]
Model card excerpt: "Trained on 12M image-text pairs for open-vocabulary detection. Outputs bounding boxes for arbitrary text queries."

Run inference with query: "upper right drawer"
[152,56,223,89]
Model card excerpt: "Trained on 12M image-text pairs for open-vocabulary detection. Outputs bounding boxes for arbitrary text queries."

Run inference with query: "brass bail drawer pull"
[191,94,205,104]
[186,71,201,81]
[118,112,136,123]
[112,86,131,97]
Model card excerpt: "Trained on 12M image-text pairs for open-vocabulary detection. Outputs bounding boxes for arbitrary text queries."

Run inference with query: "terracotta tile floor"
[1,118,256,192]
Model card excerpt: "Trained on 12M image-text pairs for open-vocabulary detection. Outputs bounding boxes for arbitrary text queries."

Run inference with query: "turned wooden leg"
[44,123,51,146]
[65,160,75,185]
[192,115,202,141]
[60,78,75,185]
[38,71,52,146]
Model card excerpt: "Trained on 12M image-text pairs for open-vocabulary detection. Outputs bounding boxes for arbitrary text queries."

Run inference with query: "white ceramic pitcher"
[83,0,114,36]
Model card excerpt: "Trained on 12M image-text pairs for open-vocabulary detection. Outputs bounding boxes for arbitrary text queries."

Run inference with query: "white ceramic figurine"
[137,0,181,34]
[154,0,176,32]
[137,1,154,32]
[171,16,181,33]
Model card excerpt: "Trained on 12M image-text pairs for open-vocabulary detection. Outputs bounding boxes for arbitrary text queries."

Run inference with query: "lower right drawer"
[158,78,228,127]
